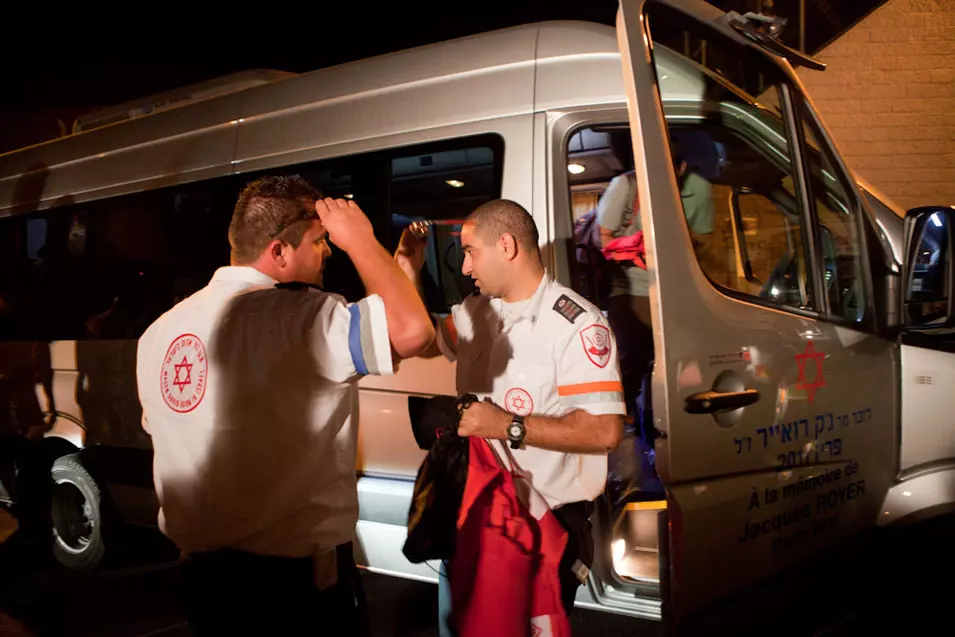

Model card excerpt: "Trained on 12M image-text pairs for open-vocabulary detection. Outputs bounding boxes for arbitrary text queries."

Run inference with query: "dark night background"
[0,0,879,155]
[0,1,615,153]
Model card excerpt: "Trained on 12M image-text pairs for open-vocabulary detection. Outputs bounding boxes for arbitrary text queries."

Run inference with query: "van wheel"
[50,454,106,570]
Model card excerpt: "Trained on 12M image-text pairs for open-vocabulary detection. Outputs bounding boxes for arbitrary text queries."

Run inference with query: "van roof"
[0,21,636,213]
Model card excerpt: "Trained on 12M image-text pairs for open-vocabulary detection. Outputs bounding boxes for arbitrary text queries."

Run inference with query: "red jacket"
[449,438,571,637]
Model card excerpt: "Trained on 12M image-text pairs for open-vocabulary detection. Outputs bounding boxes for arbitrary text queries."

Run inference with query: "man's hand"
[394,228,427,276]
[314,198,375,254]
[458,400,511,440]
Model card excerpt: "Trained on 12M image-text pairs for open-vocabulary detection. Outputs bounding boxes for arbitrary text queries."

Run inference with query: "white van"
[1,0,952,629]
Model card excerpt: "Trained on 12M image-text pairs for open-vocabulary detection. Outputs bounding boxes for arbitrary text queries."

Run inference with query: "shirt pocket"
[500,355,553,418]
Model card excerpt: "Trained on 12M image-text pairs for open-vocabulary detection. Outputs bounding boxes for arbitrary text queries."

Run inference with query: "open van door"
[616,0,898,622]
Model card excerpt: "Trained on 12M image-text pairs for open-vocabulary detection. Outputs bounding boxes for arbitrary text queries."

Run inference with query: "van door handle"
[684,389,760,414]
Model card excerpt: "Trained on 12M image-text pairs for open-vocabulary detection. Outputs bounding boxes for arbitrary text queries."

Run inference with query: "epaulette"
[552,294,586,324]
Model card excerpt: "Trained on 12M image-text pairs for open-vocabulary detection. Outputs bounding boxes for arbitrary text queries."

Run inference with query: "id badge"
[313,547,338,591]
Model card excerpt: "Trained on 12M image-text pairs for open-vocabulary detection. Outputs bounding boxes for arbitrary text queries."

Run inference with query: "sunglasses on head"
[269,208,319,239]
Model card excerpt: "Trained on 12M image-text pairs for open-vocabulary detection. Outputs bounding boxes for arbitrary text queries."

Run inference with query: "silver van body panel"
[898,345,955,473]
[0,103,240,214]
[879,465,955,525]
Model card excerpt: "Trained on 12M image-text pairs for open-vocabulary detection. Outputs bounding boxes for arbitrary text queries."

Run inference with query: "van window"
[260,134,504,312]
[646,6,818,314]
[799,110,867,322]
[388,137,503,312]
[671,119,815,311]
[0,134,504,342]
[566,59,821,315]
[0,179,236,342]
[565,118,817,314]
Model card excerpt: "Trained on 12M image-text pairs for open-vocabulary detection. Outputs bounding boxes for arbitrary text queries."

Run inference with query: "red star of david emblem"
[511,395,527,411]
[173,355,193,394]
[530,625,543,637]
[795,341,825,404]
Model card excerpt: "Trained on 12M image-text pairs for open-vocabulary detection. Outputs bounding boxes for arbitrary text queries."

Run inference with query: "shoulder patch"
[553,294,586,324]
[274,281,323,292]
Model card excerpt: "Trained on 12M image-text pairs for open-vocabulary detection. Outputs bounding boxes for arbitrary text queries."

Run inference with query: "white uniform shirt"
[136,266,393,558]
[436,272,625,508]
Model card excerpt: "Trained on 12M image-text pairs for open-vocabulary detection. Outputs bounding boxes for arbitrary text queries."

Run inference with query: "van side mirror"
[902,206,955,328]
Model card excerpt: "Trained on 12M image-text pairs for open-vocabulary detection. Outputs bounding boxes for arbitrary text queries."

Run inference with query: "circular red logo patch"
[160,334,208,413]
[505,388,534,417]
[580,324,612,368]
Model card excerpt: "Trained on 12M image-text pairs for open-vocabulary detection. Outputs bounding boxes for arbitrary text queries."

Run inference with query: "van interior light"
[612,539,626,565]
[446,179,465,188]
[344,194,354,199]
[567,163,586,175]
[931,212,943,228]
[610,501,666,584]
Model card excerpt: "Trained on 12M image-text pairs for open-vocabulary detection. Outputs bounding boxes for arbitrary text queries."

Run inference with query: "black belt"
[182,542,352,572]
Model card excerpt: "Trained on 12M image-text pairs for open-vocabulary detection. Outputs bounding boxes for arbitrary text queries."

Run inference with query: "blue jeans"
[438,560,454,637]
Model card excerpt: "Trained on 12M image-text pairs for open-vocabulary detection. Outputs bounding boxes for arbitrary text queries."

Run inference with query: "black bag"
[401,394,476,564]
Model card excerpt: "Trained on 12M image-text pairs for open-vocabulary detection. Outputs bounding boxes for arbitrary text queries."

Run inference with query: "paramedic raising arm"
[315,198,434,358]
[394,228,426,296]
[394,227,445,359]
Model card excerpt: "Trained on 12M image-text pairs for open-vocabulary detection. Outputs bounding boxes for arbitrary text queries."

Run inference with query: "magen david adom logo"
[160,334,208,413]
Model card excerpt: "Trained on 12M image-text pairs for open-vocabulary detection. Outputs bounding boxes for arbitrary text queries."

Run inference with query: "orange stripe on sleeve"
[557,381,623,397]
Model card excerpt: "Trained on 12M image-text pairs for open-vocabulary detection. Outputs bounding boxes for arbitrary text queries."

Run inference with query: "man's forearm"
[396,258,424,297]
[523,411,624,453]
[349,243,434,358]
[394,256,446,358]
[417,328,443,359]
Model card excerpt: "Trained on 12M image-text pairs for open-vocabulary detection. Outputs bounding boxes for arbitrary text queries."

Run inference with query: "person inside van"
[595,169,652,420]
[672,138,716,253]
[595,140,714,419]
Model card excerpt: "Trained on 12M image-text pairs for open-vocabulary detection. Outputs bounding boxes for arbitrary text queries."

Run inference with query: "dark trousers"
[0,435,53,546]
[553,500,595,614]
[607,294,654,429]
[178,542,369,637]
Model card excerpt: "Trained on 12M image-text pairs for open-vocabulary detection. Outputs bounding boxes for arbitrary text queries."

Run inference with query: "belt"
[182,542,352,568]
[553,500,594,530]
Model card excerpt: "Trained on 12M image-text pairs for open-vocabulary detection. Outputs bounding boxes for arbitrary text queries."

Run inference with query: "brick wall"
[797,0,955,211]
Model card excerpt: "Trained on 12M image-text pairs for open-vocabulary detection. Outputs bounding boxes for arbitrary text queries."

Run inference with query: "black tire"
[3,436,76,563]
[50,453,106,570]
[37,436,79,465]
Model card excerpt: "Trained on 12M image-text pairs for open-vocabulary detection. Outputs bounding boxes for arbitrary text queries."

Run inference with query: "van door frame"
[548,106,666,621]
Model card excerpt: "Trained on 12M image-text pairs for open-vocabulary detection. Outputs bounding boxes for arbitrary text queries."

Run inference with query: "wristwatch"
[507,414,526,450]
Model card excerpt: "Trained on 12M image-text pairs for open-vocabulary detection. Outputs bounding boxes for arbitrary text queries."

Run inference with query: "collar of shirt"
[209,266,278,288]
[488,271,552,329]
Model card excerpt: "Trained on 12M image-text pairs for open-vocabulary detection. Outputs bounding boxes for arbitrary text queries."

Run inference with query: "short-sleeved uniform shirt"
[436,273,626,508]
[136,266,393,558]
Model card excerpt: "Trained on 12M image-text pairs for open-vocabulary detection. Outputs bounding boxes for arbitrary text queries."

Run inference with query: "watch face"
[509,423,522,439]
